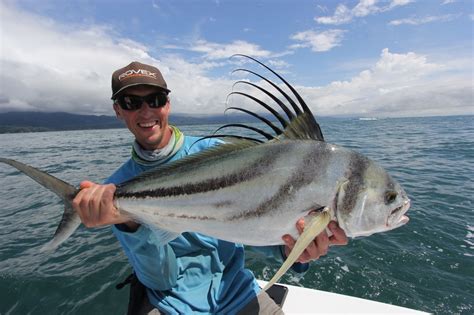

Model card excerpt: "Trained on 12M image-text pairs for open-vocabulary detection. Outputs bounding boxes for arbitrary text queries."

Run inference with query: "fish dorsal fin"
[276,112,324,141]
[117,139,258,189]
[221,54,325,142]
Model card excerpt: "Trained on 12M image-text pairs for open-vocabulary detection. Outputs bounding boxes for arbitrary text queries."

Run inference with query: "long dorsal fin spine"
[233,80,295,121]
[214,123,275,141]
[230,54,325,142]
[232,54,313,115]
[227,91,288,128]
[232,68,302,115]
[224,107,283,135]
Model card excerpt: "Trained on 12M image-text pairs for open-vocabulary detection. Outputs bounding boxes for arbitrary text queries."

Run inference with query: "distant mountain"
[0,111,253,133]
[0,112,123,133]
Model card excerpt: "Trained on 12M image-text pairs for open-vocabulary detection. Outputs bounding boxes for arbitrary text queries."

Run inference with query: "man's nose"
[137,101,154,113]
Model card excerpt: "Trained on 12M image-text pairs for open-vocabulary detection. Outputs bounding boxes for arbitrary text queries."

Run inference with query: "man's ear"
[113,102,123,120]
[166,98,171,114]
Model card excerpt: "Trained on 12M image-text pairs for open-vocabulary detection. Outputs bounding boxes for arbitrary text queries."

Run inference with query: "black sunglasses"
[116,92,168,110]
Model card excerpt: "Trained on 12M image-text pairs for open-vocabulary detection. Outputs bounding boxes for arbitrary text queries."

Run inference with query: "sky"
[0,0,472,117]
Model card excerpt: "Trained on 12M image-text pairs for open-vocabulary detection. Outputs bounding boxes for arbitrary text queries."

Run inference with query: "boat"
[257,280,427,314]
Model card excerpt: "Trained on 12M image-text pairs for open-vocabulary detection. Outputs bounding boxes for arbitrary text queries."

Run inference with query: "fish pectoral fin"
[40,205,81,252]
[263,208,331,291]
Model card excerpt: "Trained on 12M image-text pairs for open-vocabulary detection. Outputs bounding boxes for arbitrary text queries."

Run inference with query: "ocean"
[0,115,472,314]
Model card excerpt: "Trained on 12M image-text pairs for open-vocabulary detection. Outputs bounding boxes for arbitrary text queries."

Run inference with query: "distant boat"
[359,117,378,121]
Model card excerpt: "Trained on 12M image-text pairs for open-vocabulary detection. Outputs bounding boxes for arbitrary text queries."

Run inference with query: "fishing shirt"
[106,131,307,314]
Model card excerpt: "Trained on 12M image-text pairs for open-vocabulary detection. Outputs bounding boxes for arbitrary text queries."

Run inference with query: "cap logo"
[118,69,157,81]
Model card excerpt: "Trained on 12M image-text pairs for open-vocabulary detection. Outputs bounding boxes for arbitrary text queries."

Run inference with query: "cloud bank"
[0,2,471,118]
[297,49,472,117]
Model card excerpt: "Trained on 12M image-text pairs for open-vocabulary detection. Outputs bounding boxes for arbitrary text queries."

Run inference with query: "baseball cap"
[111,61,170,99]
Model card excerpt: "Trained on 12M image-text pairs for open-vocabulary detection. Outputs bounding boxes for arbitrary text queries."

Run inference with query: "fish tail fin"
[0,158,80,251]
[41,204,81,252]
[263,209,331,291]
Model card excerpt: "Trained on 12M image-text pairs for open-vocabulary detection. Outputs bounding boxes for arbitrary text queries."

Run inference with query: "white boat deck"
[257,280,428,314]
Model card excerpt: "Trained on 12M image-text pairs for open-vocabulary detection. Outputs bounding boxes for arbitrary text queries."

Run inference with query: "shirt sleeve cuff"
[112,224,178,250]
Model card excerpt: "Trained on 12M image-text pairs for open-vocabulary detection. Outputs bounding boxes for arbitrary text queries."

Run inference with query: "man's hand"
[72,181,138,230]
[282,220,348,263]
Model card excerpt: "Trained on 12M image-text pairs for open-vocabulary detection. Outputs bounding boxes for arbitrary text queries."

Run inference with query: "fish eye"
[384,191,398,205]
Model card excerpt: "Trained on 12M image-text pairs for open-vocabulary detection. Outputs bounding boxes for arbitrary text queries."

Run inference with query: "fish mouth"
[388,199,410,228]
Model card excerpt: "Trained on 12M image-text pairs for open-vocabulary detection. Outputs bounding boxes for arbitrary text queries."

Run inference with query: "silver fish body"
[114,139,409,245]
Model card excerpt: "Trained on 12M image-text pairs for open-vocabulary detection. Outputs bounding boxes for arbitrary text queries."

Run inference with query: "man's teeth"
[139,121,157,128]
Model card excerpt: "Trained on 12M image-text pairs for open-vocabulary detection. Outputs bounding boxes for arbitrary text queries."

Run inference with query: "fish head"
[335,155,410,238]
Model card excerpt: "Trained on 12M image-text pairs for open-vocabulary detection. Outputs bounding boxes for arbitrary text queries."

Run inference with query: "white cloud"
[152,0,160,9]
[315,0,413,25]
[387,0,413,9]
[352,0,380,17]
[290,30,345,52]
[190,39,271,60]
[389,14,458,26]
[294,48,472,117]
[315,4,352,25]
[0,3,470,119]
[0,3,237,115]
[226,48,472,118]
[0,2,160,115]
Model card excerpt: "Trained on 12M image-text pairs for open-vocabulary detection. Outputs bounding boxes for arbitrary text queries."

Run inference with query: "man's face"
[113,85,171,150]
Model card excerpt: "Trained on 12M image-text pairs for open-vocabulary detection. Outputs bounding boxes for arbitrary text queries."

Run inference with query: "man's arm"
[72,181,179,291]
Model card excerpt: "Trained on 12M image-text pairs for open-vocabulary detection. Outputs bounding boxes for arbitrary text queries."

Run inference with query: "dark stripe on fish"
[229,146,328,220]
[339,153,370,216]
[116,146,286,199]
[157,211,218,221]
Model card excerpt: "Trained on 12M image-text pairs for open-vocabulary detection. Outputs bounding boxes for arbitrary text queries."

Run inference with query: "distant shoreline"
[0,111,471,134]
[0,111,249,134]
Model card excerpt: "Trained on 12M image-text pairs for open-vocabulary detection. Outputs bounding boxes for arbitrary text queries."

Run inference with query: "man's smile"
[138,121,159,129]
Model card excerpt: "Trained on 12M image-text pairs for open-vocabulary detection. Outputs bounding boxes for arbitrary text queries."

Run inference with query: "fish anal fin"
[263,208,331,291]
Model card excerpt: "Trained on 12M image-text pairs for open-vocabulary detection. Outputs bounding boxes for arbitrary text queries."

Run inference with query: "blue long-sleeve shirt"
[106,135,307,314]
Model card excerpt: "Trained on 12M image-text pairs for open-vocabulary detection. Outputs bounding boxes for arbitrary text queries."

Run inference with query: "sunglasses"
[116,92,168,110]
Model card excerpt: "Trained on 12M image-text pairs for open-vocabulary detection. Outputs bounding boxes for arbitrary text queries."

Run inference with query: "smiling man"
[73,61,348,314]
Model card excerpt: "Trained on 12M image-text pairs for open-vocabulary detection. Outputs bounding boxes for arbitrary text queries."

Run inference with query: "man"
[73,61,348,314]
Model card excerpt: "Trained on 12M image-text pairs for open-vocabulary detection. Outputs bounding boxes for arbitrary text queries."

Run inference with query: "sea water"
[0,115,472,314]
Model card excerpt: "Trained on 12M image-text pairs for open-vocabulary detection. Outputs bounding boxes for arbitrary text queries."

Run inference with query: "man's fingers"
[315,230,329,256]
[296,218,305,234]
[73,182,119,227]
[79,180,95,190]
[328,221,349,246]
[282,219,348,264]
[101,184,119,220]
[282,235,295,249]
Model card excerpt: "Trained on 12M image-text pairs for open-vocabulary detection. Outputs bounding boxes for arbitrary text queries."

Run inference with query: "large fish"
[0,55,410,290]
